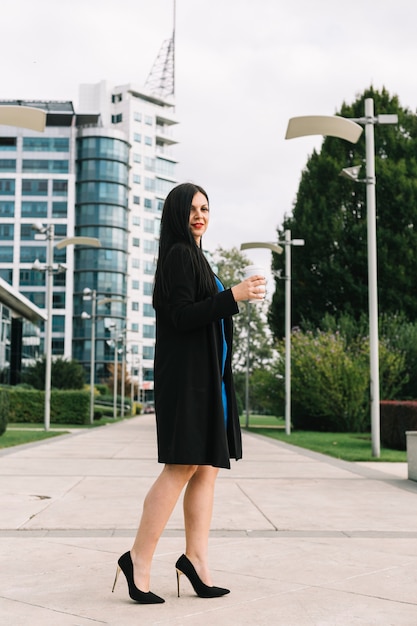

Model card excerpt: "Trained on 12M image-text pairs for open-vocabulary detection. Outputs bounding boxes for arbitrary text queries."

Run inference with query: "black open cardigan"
[154,244,242,469]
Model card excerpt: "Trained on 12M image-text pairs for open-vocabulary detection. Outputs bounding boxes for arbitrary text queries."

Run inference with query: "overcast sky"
[2,0,417,271]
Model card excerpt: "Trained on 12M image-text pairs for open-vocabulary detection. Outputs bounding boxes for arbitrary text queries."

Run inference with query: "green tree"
[22,357,86,390]
[214,246,273,372]
[269,86,417,338]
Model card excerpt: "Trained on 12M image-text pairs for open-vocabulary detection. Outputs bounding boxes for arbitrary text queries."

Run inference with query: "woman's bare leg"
[130,464,197,591]
[183,465,219,585]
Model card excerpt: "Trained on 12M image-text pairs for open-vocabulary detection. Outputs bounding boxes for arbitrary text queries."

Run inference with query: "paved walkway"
[1,415,417,625]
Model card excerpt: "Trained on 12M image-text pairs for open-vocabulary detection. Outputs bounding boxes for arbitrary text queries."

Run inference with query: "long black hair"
[153,182,217,307]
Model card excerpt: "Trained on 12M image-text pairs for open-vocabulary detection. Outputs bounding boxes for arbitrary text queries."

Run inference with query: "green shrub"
[0,388,9,436]
[380,400,417,450]
[95,384,109,396]
[276,329,406,432]
[7,388,89,424]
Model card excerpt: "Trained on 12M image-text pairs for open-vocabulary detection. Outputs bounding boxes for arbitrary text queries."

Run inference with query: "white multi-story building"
[78,80,178,400]
[0,79,178,401]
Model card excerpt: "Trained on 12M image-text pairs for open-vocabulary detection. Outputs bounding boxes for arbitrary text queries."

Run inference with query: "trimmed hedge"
[7,388,90,425]
[380,400,417,450]
[0,388,9,436]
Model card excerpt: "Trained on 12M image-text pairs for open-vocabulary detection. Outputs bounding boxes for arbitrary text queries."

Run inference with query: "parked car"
[143,402,155,414]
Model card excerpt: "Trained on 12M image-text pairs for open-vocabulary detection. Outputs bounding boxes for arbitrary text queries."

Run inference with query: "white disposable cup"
[243,265,266,303]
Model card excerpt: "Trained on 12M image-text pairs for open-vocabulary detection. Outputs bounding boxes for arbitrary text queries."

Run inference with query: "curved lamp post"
[286,103,397,457]
[241,238,304,435]
[240,242,283,428]
[82,288,97,425]
[32,228,101,431]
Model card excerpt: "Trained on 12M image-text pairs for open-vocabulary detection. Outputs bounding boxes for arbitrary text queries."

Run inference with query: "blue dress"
[214,276,228,427]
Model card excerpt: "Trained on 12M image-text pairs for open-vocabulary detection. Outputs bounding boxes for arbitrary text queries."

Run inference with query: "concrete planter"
[406,431,417,481]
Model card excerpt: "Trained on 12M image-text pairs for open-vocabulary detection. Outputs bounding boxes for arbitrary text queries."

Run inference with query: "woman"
[112,182,266,604]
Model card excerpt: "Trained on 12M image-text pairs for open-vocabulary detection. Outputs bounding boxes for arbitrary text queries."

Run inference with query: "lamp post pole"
[364,98,380,457]
[113,336,118,420]
[33,231,101,431]
[245,301,251,428]
[88,290,97,425]
[284,229,291,435]
[240,242,283,429]
[285,103,397,456]
[276,231,305,435]
[121,332,126,418]
[44,224,54,432]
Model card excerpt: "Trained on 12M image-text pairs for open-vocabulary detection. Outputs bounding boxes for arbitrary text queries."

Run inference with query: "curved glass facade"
[73,128,129,382]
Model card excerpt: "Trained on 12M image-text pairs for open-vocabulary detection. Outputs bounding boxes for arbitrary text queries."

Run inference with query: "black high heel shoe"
[112,551,165,604]
[175,554,230,598]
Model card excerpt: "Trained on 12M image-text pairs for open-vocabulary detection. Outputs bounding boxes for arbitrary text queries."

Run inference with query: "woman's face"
[189,191,209,245]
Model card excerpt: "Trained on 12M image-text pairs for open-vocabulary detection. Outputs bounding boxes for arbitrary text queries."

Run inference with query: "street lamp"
[106,327,122,420]
[32,224,101,431]
[102,298,126,419]
[81,288,97,425]
[240,242,283,428]
[241,238,304,436]
[285,101,397,457]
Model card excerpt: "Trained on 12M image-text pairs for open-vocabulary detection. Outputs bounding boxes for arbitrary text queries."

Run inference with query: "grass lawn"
[1,416,131,449]
[241,414,407,463]
[0,429,67,448]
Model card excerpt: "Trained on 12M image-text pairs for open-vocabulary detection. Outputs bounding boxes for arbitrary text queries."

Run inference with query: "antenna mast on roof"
[144,0,176,99]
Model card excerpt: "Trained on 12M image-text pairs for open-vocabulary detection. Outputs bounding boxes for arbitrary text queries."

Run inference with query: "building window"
[133,153,141,163]
[143,303,155,318]
[0,201,14,216]
[144,157,155,171]
[52,315,65,332]
[111,93,122,103]
[22,179,48,195]
[132,279,139,290]
[0,246,13,262]
[20,224,36,240]
[0,179,15,195]
[132,215,140,226]
[144,219,154,234]
[143,324,155,339]
[133,195,140,205]
[0,268,12,282]
[144,198,153,211]
[143,281,153,296]
[112,113,123,124]
[144,178,155,192]
[0,137,17,150]
[52,201,67,217]
[22,159,69,173]
[145,115,153,125]
[52,338,64,355]
[143,345,155,360]
[23,137,69,152]
[0,224,13,239]
[0,159,16,172]
[132,257,140,268]
[144,260,156,275]
[20,245,46,263]
[132,302,139,311]
[134,112,142,122]
[143,367,154,381]
[131,323,139,332]
[133,174,141,184]
[144,239,157,255]
[145,136,153,146]
[134,133,142,143]
[22,291,45,308]
[52,292,66,308]
[132,237,140,247]
[53,180,68,196]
